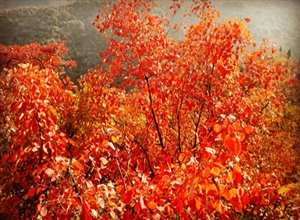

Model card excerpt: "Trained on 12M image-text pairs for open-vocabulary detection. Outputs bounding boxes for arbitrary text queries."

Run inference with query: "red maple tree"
[1,0,299,219]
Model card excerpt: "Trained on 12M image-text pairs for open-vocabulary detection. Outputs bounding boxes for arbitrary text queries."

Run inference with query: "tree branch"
[134,137,155,178]
[259,101,269,114]
[145,75,165,149]
[193,102,205,148]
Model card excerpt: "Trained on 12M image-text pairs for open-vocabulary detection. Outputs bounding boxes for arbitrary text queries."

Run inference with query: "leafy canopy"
[0,0,299,219]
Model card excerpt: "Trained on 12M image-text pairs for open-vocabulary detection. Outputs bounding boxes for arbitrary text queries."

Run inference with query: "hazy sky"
[1,0,299,58]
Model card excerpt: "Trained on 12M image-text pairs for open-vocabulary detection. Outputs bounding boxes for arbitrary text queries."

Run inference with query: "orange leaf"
[67,138,76,146]
[47,105,58,116]
[147,201,157,210]
[244,125,254,134]
[210,167,221,176]
[70,159,84,171]
[229,188,238,199]
[206,183,217,194]
[223,189,230,201]
[213,200,223,213]
[194,195,201,210]
[213,123,222,133]
[238,132,245,142]
[233,165,242,173]
[232,120,242,131]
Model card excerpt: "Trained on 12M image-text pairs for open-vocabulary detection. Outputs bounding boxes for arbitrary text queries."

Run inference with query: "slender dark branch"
[207,64,215,96]
[259,101,269,114]
[176,98,184,153]
[134,138,155,178]
[115,157,127,191]
[177,114,181,153]
[35,116,44,164]
[66,143,81,202]
[145,75,165,149]
[67,164,82,203]
[34,57,45,69]
[207,65,215,117]
[193,102,205,148]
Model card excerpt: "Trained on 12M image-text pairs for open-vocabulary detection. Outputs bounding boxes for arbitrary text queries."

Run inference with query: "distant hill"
[1,0,299,83]
[0,0,75,9]
[0,0,106,82]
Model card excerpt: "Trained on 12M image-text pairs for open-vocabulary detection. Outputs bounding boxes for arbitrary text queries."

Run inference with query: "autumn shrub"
[0,0,299,219]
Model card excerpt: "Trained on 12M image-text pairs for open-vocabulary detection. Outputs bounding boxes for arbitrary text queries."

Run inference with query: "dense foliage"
[0,0,299,219]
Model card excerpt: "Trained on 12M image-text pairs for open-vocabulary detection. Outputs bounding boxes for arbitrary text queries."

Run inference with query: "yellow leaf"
[47,105,58,117]
[213,124,222,133]
[229,188,238,199]
[147,201,157,210]
[111,136,117,143]
[226,171,233,183]
[278,183,298,194]
[278,186,291,195]
[287,183,298,189]
[240,22,246,30]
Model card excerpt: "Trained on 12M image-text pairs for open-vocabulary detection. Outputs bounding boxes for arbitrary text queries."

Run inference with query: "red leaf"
[166,155,172,165]
[234,138,241,155]
[11,101,23,113]
[32,118,39,132]
[244,17,251,22]
[122,190,132,205]
[25,187,35,199]
[24,119,32,129]
[224,137,235,152]
[81,200,90,220]
[123,210,132,220]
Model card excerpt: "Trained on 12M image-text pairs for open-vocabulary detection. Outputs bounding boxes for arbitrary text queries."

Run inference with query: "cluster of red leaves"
[0,0,299,219]
[0,41,76,71]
